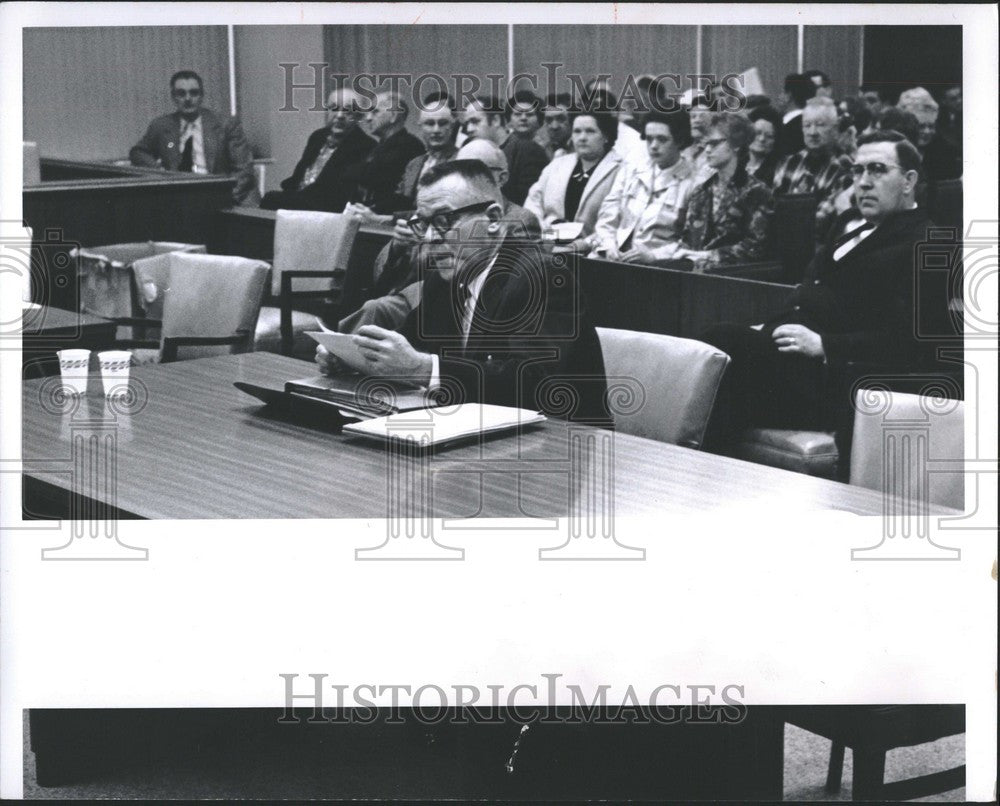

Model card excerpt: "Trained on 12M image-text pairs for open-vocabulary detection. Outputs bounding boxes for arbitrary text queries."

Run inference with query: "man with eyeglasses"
[261,87,376,212]
[130,70,259,205]
[337,141,542,334]
[316,159,607,423]
[772,96,854,242]
[701,130,944,476]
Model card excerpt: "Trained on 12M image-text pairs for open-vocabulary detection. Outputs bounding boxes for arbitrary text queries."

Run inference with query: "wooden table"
[20,305,117,379]
[22,352,898,521]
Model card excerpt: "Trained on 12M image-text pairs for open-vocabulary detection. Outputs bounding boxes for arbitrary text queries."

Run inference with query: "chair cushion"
[734,428,838,478]
[254,306,324,359]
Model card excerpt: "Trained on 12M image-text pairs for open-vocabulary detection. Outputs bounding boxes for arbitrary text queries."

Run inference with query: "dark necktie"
[178,136,194,172]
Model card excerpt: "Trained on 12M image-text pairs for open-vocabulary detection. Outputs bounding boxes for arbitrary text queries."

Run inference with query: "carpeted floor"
[22,712,965,800]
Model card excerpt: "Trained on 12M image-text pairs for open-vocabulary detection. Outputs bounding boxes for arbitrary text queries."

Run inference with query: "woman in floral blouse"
[664,111,774,272]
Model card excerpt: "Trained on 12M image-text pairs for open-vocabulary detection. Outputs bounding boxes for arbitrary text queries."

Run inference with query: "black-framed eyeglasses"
[407,202,495,238]
[703,136,729,149]
[850,162,901,179]
[172,89,202,97]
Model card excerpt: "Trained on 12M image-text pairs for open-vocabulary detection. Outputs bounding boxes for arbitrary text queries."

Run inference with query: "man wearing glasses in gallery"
[130,70,259,206]
[317,159,608,425]
[701,130,949,471]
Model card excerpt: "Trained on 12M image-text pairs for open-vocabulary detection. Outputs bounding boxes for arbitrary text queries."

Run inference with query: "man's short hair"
[546,93,572,109]
[378,90,409,121]
[568,109,619,148]
[470,95,505,124]
[420,90,456,113]
[689,94,717,112]
[419,158,499,191]
[505,89,543,123]
[803,69,831,88]
[897,86,939,115]
[875,107,921,146]
[804,96,838,119]
[170,70,203,90]
[642,109,693,149]
[784,73,816,108]
[856,129,923,174]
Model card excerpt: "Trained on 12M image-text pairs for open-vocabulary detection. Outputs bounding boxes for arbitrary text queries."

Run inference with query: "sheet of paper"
[306,330,369,374]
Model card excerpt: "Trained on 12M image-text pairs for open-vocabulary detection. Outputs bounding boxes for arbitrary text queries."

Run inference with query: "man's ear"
[496,169,510,188]
[902,169,919,194]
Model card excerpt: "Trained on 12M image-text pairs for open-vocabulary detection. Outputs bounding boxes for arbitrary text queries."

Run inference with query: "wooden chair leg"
[851,747,886,801]
[825,740,845,792]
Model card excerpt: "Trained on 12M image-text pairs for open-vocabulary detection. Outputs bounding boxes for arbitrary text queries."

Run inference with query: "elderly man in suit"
[260,87,376,212]
[350,90,426,214]
[318,159,607,423]
[701,130,942,472]
[130,70,259,205]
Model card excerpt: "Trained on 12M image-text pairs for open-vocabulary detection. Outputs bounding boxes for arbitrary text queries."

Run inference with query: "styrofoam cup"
[56,350,91,396]
[97,350,132,398]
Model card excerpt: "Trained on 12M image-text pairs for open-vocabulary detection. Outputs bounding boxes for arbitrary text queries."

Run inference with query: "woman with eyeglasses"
[662,111,774,271]
[523,109,623,250]
[746,105,784,186]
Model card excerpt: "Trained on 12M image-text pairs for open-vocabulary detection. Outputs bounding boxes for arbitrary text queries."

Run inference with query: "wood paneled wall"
[23,27,231,161]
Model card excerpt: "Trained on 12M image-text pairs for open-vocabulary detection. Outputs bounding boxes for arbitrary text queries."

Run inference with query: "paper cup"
[56,349,91,396]
[97,350,132,398]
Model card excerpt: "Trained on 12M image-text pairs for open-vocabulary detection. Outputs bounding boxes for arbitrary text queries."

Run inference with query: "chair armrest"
[842,361,964,400]
[161,330,251,363]
[278,271,344,356]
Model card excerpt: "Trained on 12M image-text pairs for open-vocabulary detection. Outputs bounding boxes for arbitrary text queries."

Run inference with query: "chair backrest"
[772,193,818,281]
[160,253,270,360]
[850,389,964,510]
[596,327,730,448]
[271,209,361,297]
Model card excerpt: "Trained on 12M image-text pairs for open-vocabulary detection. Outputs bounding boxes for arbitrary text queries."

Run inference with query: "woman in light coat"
[589,109,695,263]
[524,109,622,248]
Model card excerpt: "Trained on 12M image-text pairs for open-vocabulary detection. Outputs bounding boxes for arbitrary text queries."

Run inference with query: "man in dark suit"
[337,140,542,333]
[778,73,818,157]
[130,70,259,205]
[352,90,426,213]
[261,88,376,212]
[701,131,945,470]
[317,160,607,424]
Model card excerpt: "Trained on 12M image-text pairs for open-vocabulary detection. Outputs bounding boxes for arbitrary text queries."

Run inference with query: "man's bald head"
[456,139,510,190]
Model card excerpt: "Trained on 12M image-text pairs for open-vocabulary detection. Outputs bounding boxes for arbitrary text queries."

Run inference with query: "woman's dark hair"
[569,109,619,149]
[642,109,692,149]
[747,104,784,155]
